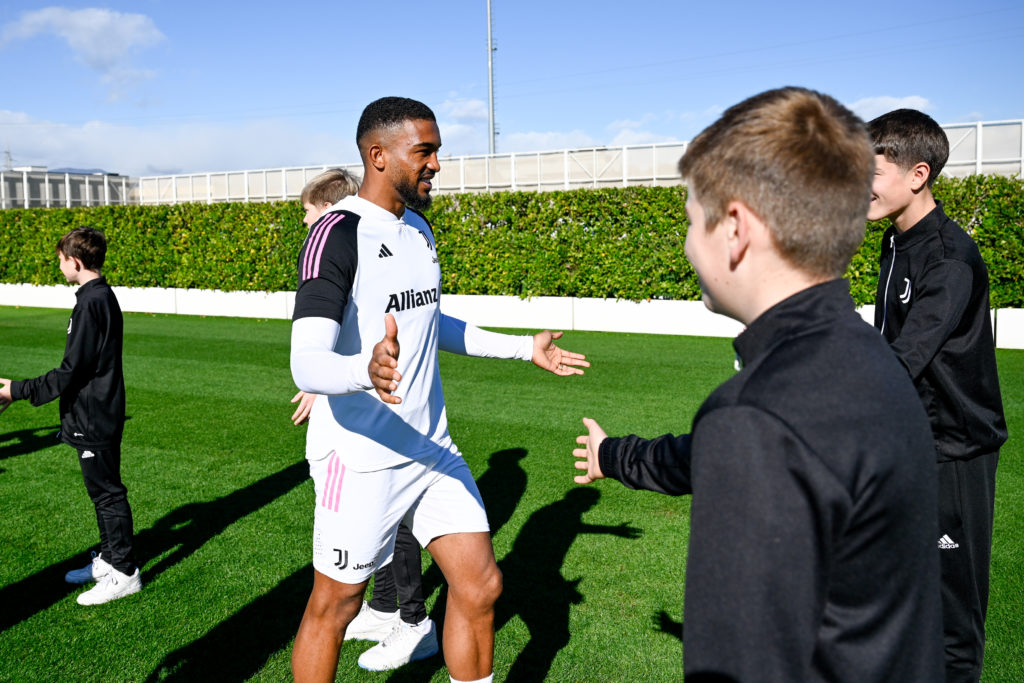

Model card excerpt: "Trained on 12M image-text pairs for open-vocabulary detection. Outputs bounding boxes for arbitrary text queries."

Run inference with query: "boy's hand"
[0,378,12,405]
[290,391,317,425]
[573,417,607,484]
[532,331,590,376]
[369,314,402,405]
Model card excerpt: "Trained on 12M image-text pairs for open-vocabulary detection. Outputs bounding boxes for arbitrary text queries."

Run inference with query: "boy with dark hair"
[0,226,140,606]
[572,87,943,680]
[292,167,435,672]
[868,108,1007,683]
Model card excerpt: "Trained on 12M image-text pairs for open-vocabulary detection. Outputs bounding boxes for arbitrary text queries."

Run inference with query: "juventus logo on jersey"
[334,549,349,569]
[418,230,433,250]
[899,278,912,304]
[378,244,393,258]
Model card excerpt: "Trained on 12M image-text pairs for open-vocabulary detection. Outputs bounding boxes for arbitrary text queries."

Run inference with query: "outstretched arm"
[573,417,693,495]
[531,330,589,376]
[438,314,589,376]
[0,378,12,405]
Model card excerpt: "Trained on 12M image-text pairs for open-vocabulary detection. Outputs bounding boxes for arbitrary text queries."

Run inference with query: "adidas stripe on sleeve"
[293,211,360,324]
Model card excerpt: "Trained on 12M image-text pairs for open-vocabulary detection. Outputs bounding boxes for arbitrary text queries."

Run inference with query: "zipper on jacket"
[880,234,896,336]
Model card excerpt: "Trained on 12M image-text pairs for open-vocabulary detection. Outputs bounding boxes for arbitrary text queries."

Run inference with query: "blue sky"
[1,1,1022,176]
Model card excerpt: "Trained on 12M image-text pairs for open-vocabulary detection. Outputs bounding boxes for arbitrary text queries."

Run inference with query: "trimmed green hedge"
[1,175,1021,307]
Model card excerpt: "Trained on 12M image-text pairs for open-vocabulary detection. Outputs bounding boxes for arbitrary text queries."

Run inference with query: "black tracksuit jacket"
[598,280,944,682]
[874,202,1007,462]
[11,277,126,450]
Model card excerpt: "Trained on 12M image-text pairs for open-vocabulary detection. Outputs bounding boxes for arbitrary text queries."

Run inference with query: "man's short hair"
[57,226,106,271]
[356,97,436,151]
[678,86,874,279]
[868,109,949,187]
[301,168,360,207]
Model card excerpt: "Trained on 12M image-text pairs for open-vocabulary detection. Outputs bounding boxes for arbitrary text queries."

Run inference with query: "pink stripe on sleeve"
[302,213,343,281]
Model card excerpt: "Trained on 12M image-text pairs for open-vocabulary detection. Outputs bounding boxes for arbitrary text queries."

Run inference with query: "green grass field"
[1,306,1021,682]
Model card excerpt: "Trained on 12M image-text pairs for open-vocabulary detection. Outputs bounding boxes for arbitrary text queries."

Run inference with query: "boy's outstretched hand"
[369,314,402,404]
[0,378,12,405]
[532,331,589,376]
[573,417,607,484]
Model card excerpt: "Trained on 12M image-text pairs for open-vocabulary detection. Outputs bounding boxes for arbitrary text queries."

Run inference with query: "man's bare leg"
[292,570,369,683]
[426,531,502,681]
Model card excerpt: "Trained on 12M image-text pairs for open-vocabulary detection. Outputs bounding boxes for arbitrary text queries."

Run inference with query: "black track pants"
[369,522,427,625]
[937,451,998,683]
[77,446,136,574]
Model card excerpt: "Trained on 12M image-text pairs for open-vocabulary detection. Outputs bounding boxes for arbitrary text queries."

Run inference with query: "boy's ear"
[908,161,931,192]
[725,201,754,268]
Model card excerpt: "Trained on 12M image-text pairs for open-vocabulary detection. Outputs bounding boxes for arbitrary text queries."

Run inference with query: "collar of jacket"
[890,200,950,250]
[732,279,854,368]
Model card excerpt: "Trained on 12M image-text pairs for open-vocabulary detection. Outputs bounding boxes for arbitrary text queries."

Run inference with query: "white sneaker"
[65,551,113,585]
[345,601,400,642]
[76,567,142,605]
[357,619,439,671]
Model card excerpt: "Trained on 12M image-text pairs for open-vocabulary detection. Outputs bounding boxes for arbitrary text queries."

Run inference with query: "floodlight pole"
[487,0,496,154]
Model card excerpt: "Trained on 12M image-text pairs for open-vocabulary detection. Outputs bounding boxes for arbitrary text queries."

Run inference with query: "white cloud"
[501,130,599,154]
[609,129,679,146]
[0,7,164,96]
[847,96,932,122]
[604,111,682,146]
[439,98,489,122]
[0,110,354,177]
[607,113,659,132]
[436,98,491,155]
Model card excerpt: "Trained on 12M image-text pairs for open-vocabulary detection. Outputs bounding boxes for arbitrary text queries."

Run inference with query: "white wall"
[1,283,1021,348]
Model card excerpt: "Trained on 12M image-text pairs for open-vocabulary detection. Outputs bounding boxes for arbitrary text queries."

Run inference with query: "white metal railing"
[2,120,1020,209]
[0,170,133,210]
[127,119,1024,205]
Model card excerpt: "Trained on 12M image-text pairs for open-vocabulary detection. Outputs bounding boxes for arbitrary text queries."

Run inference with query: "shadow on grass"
[655,609,684,641]
[136,460,308,583]
[140,448,531,681]
[146,564,312,682]
[0,425,61,462]
[145,448,634,682]
[0,459,308,635]
[390,485,642,682]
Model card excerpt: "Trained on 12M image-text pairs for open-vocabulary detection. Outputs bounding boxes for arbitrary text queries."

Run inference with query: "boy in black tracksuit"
[572,88,943,681]
[0,226,141,606]
[867,109,1006,683]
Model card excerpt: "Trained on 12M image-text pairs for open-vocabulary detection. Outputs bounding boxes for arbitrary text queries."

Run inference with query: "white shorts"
[308,447,489,584]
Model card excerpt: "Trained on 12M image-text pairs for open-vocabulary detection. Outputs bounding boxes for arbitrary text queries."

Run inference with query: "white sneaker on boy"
[76,567,142,605]
[345,601,400,642]
[64,551,113,585]
[357,619,439,671]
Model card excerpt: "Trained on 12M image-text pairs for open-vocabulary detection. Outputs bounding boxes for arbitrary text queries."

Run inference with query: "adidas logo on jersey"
[385,286,440,313]
[938,534,960,550]
[378,244,393,258]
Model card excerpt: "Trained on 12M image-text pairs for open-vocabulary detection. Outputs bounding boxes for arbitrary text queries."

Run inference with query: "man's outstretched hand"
[369,314,402,404]
[532,331,590,376]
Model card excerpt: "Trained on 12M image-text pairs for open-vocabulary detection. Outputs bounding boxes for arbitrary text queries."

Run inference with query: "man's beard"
[396,174,433,211]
